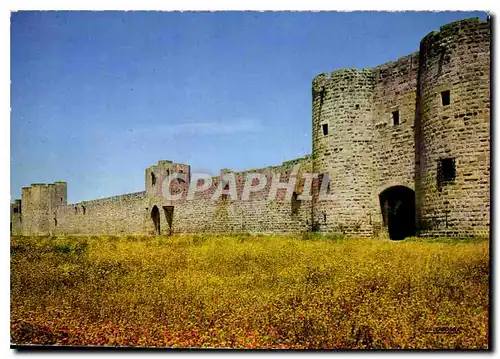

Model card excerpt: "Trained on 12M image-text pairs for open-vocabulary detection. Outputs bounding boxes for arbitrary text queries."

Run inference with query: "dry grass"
[10,234,489,349]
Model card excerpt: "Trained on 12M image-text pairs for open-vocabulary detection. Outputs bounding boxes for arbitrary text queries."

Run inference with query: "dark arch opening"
[379,186,416,241]
[151,205,160,235]
[163,206,174,236]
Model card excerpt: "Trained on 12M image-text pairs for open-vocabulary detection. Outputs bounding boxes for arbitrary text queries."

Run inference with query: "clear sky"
[11,11,488,203]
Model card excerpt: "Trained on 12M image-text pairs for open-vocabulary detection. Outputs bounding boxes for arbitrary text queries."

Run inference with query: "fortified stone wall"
[13,157,314,236]
[11,17,490,239]
[146,157,313,235]
[53,192,147,235]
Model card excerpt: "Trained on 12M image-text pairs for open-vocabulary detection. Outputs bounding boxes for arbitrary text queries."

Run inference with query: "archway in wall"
[163,206,174,236]
[379,186,416,241]
[151,205,160,235]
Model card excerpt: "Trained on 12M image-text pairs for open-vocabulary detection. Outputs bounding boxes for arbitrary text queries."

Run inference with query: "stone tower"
[312,69,375,236]
[312,17,490,239]
[21,181,67,235]
[145,160,190,234]
[416,18,491,237]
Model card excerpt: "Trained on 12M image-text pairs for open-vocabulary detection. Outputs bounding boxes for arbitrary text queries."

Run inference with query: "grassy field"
[10,234,489,349]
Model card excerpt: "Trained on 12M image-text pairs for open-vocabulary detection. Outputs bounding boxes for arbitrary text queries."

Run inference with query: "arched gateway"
[151,205,160,235]
[379,186,416,241]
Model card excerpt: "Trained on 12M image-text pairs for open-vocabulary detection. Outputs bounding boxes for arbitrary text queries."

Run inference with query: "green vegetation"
[11,234,489,349]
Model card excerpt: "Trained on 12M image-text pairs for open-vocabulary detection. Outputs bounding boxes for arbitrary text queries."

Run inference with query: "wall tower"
[312,69,375,236]
[21,181,67,235]
[417,18,491,236]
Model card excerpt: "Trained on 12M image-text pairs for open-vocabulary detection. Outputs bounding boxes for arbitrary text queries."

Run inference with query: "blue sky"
[11,11,488,203]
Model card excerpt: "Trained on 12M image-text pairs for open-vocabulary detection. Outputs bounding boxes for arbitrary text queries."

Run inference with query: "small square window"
[322,123,328,135]
[438,158,456,186]
[441,90,451,106]
[392,111,400,126]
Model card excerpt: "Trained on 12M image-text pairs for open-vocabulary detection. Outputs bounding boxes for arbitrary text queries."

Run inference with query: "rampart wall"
[11,18,491,239]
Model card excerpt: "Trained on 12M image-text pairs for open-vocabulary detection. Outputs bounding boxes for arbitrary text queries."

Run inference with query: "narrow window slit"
[392,111,400,126]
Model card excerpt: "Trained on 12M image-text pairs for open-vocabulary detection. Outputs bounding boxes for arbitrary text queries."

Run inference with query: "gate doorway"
[163,206,174,236]
[151,205,160,235]
[379,186,416,241]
